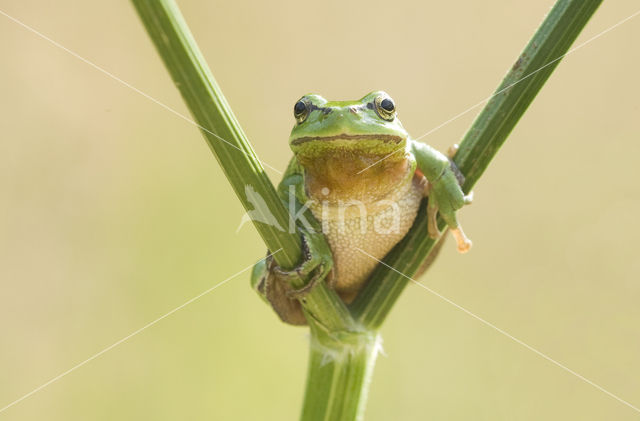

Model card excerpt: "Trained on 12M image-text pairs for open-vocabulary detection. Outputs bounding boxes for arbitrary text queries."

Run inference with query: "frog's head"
[289,91,408,162]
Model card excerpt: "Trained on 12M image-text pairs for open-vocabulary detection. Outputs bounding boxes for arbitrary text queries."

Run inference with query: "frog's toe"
[451,226,472,253]
[447,144,459,159]
[259,232,334,326]
[464,192,474,205]
[457,239,472,253]
[274,233,329,281]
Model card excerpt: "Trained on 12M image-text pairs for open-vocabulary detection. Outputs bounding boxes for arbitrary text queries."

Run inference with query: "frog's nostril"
[349,106,358,114]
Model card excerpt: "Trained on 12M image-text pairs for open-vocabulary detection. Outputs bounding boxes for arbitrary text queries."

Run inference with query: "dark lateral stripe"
[291,133,404,145]
[308,103,332,115]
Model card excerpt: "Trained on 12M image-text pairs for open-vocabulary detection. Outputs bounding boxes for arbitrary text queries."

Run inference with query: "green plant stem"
[351,0,603,330]
[131,0,354,332]
[300,327,379,421]
[131,0,298,268]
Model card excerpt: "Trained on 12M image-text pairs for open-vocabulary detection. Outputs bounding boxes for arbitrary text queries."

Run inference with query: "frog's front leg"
[250,157,334,325]
[251,230,333,325]
[411,140,473,253]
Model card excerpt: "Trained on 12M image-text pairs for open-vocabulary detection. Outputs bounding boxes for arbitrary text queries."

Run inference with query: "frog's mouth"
[291,133,403,145]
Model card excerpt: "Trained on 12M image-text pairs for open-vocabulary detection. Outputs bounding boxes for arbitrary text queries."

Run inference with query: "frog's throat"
[301,153,413,204]
[291,133,403,146]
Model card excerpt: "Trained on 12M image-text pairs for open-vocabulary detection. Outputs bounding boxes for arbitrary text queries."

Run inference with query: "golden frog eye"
[374,95,396,121]
[293,98,310,124]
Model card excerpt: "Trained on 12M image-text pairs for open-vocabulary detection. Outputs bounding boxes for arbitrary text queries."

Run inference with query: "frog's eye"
[293,99,310,124]
[374,95,396,121]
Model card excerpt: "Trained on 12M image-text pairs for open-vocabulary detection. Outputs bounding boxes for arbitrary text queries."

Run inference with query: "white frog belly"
[309,175,424,299]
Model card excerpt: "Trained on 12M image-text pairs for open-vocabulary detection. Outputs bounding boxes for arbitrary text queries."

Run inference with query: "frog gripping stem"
[253,232,334,326]
[416,141,473,253]
[426,187,473,253]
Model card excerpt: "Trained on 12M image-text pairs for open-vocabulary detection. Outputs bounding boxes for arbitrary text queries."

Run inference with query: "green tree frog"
[252,91,472,325]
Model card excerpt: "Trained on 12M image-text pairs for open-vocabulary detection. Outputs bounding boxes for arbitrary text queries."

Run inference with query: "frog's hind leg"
[438,201,472,254]
[423,180,442,240]
[451,226,472,253]
[427,199,441,239]
[251,254,308,325]
[265,266,308,326]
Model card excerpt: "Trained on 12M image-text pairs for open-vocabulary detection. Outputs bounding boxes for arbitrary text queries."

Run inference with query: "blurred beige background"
[1,1,639,420]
